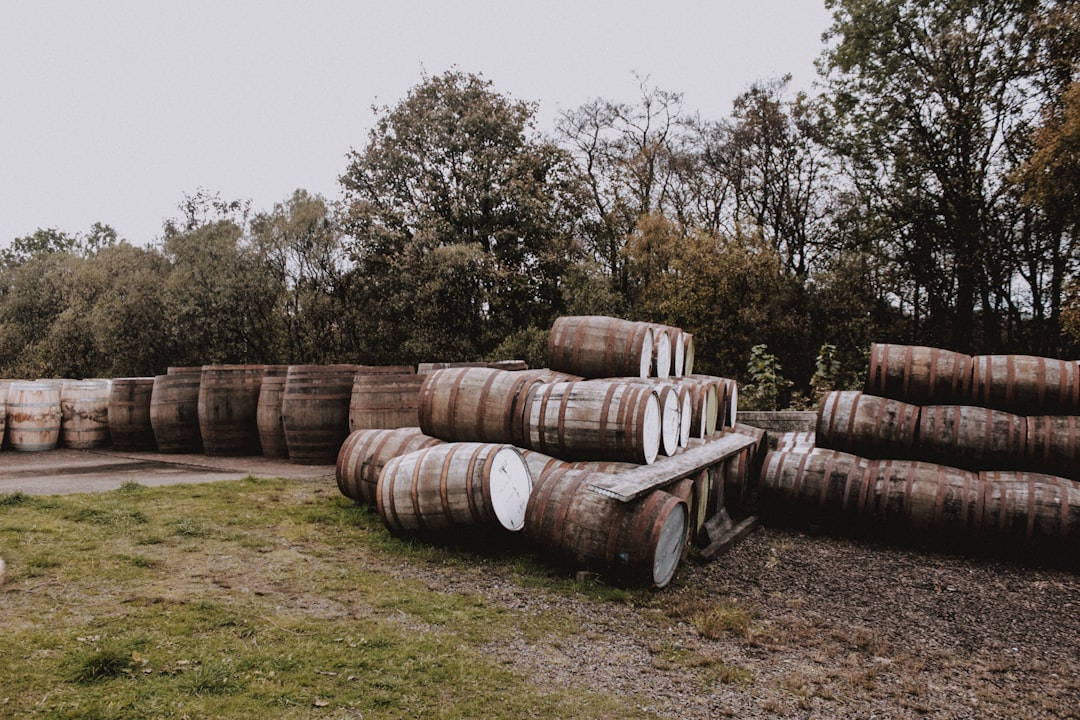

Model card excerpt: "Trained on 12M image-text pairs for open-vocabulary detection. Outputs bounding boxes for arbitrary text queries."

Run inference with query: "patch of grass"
[692,602,754,640]
[0,478,660,720]
[0,490,29,506]
[66,644,133,683]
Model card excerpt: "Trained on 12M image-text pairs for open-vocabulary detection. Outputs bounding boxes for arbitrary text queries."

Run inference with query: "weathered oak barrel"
[976,470,1080,543]
[682,333,695,376]
[760,449,980,533]
[815,391,920,459]
[376,442,532,533]
[349,371,425,432]
[646,324,673,379]
[774,431,816,453]
[970,354,1080,415]
[335,427,445,504]
[917,405,1027,471]
[255,365,290,459]
[1025,415,1080,481]
[609,378,682,456]
[0,380,9,446]
[198,365,264,456]
[282,364,358,464]
[716,425,767,515]
[60,379,111,449]
[672,376,718,439]
[520,449,570,486]
[108,377,157,451]
[150,374,202,453]
[7,381,62,452]
[864,343,972,405]
[522,379,662,465]
[524,466,687,588]
[417,367,544,446]
[547,315,654,379]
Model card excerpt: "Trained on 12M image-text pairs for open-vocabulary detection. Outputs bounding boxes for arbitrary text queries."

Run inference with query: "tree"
[821,0,1040,352]
[556,77,690,294]
[162,220,282,365]
[339,70,586,362]
[250,189,350,363]
[702,77,835,278]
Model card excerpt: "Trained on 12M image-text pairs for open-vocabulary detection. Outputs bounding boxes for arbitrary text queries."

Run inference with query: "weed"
[0,490,29,506]
[66,645,132,683]
[692,603,753,640]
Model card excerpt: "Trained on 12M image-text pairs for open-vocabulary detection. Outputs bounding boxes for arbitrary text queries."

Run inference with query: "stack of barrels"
[335,315,759,589]
[760,343,1080,555]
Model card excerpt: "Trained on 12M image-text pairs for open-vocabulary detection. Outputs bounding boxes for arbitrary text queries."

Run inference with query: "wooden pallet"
[587,432,758,502]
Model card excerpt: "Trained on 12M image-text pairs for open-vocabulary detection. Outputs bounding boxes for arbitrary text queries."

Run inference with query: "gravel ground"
[395,521,1080,719]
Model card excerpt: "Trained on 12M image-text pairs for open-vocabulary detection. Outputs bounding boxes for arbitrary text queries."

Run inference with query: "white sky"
[0,1,834,247]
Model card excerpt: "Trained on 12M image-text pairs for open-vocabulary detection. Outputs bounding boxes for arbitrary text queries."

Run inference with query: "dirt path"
[0,447,333,495]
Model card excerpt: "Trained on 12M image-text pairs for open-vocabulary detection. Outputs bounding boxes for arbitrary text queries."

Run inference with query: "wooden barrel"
[669,328,685,378]
[377,442,532,533]
[0,380,8,447]
[774,431,816,452]
[970,354,1080,415]
[682,333,695,376]
[520,449,569,486]
[665,476,697,555]
[609,378,681,456]
[149,374,202,453]
[256,374,289,459]
[1024,416,1080,481]
[917,405,1027,471]
[666,470,711,544]
[108,377,157,451]
[198,365,264,456]
[815,391,920,459]
[417,367,544,446]
[648,325,672,379]
[523,466,687,588]
[976,470,1080,543]
[522,379,662,465]
[166,366,204,376]
[59,380,111,449]
[864,343,972,405]
[349,372,425,432]
[719,425,768,511]
[282,364,358,464]
[759,448,876,527]
[7,381,62,451]
[690,376,738,429]
[676,376,720,437]
[335,427,445,504]
[546,315,654,379]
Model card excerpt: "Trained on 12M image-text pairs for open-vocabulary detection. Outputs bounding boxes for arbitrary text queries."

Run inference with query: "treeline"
[1,0,1077,408]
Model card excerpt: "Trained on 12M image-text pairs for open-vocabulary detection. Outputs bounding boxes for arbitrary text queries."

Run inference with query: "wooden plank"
[587,432,758,502]
[698,515,762,561]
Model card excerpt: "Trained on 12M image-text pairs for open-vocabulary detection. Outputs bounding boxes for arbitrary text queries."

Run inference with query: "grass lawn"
[0,477,653,719]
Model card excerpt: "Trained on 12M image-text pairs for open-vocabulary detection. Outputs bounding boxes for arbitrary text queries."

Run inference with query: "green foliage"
[339,70,586,364]
[809,343,841,405]
[741,344,792,411]
[489,325,550,370]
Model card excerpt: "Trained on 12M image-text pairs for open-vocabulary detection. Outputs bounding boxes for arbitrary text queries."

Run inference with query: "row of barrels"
[0,365,431,464]
[415,367,738,466]
[334,423,766,589]
[815,390,1079,480]
[866,343,1080,415]
[546,315,695,380]
[760,447,1080,549]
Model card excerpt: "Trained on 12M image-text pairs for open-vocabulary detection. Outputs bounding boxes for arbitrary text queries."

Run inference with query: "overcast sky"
[0,1,834,248]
